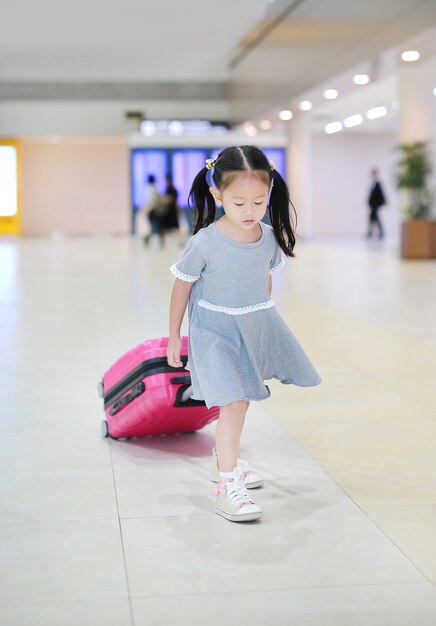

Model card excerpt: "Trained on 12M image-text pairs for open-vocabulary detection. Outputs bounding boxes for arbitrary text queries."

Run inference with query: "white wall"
[21,137,130,236]
[0,101,230,137]
[311,132,399,240]
[12,127,402,240]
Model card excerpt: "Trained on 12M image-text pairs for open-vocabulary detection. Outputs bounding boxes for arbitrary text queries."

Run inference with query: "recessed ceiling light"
[353,74,369,85]
[259,119,272,130]
[433,87,436,97]
[279,109,293,121]
[401,50,420,62]
[366,106,387,120]
[344,114,363,128]
[168,120,184,135]
[243,122,257,136]
[325,122,342,134]
[299,100,313,111]
[323,89,338,100]
[140,120,156,135]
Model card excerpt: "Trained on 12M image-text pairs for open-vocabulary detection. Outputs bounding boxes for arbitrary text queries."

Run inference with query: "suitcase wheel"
[101,420,109,438]
[97,381,104,398]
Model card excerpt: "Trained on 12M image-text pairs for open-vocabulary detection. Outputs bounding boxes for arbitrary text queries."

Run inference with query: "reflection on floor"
[0,234,435,626]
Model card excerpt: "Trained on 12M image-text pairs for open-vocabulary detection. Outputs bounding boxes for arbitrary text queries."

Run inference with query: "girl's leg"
[239,401,249,436]
[238,401,263,488]
[213,400,262,522]
[215,400,246,472]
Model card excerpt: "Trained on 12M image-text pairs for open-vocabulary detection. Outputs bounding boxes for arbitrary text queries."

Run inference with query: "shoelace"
[226,479,254,507]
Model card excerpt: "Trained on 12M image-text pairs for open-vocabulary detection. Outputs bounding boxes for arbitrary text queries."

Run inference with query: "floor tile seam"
[126,580,433,601]
[108,445,136,626]
[0,424,107,432]
[119,513,215,521]
[340,497,436,588]
[0,517,125,527]
[336,497,436,510]
[248,421,367,510]
[0,465,118,477]
[0,427,111,436]
[0,464,114,472]
[362,503,436,511]
[271,441,436,519]
[254,409,434,584]
[274,440,436,499]
[255,408,361,496]
[0,598,132,608]
[308,458,436,479]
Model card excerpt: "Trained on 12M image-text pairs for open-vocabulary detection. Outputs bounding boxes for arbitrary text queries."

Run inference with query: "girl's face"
[210,172,270,232]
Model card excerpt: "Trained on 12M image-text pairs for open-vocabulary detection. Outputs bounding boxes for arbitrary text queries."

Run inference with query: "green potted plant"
[396,141,436,259]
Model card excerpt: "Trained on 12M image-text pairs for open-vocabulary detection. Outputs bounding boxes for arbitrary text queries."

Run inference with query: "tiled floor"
[0,234,435,625]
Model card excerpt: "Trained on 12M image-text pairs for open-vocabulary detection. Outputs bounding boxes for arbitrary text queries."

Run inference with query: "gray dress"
[170,221,321,408]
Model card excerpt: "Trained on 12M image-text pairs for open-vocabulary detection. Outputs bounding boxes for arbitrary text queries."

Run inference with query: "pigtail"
[268,169,297,258]
[188,167,216,234]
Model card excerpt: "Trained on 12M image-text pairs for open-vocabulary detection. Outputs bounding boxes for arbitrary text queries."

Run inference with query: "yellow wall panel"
[0,138,21,235]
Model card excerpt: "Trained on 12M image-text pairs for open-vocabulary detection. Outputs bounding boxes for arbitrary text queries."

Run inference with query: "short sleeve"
[270,241,285,274]
[170,235,206,283]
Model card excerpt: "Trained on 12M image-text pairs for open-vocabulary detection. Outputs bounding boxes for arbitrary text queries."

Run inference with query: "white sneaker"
[213,467,262,522]
[211,447,264,489]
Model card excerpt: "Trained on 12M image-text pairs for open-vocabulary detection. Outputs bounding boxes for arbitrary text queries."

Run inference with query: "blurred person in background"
[163,173,185,246]
[366,167,386,240]
[143,174,168,247]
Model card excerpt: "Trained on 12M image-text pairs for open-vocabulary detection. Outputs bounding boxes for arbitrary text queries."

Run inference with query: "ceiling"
[230,0,436,124]
[0,0,267,82]
[0,0,435,134]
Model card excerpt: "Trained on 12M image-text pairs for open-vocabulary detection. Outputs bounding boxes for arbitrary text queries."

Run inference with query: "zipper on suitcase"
[104,356,188,409]
[109,382,146,416]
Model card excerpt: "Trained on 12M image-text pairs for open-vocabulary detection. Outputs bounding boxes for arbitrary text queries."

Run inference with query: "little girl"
[167,145,320,523]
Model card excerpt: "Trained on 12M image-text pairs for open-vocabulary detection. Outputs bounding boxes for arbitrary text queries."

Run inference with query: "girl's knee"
[221,400,247,418]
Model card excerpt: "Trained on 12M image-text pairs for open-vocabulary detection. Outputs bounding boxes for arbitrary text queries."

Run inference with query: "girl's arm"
[268,275,272,296]
[167,278,193,367]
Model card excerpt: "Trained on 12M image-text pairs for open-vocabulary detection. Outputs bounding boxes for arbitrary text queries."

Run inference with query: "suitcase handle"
[109,382,145,416]
[170,375,191,385]
[173,384,206,408]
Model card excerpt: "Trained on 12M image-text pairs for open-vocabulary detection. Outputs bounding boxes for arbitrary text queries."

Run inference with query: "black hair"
[188,145,297,257]
[147,174,156,184]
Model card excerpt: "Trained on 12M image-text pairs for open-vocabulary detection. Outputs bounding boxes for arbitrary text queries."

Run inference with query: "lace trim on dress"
[270,258,285,273]
[170,263,200,283]
[198,299,274,316]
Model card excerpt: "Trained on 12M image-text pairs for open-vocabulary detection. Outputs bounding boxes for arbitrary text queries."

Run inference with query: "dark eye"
[234,203,244,207]
[255,202,264,206]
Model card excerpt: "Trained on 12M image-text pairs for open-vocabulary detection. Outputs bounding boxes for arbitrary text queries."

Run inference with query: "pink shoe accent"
[211,482,228,497]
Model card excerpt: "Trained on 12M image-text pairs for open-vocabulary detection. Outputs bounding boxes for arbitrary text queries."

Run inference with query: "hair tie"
[205,158,216,170]
[269,160,276,172]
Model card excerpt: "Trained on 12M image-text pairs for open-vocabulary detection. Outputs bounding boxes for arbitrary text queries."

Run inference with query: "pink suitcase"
[98,336,219,439]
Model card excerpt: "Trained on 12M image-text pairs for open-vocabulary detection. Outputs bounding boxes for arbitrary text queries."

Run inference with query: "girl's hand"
[167,336,183,367]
